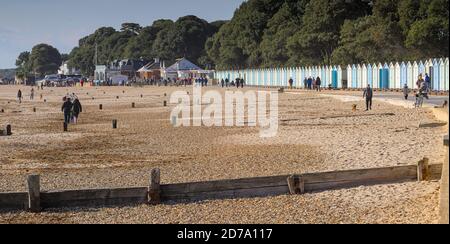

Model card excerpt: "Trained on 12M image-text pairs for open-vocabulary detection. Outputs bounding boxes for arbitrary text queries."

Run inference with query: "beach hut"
[389,62,395,89]
[163,58,205,80]
[367,64,373,88]
[372,63,379,89]
[362,64,368,88]
[394,62,401,89]
[137,58,163,80]
[433,59,440,91]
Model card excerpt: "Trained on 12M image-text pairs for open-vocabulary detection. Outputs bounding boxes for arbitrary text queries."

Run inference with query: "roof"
[165,58,203,72]
[138,61,162,72]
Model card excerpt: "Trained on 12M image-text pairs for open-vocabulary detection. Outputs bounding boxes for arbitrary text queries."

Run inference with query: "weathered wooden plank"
[287,175,305,194]
[161,175,289,195]
[27,175,41,212]
[162,185,290,202]
[0,192,28,210]
[148,168,161,205]
[301,165,418,184]
[40,187,147,207]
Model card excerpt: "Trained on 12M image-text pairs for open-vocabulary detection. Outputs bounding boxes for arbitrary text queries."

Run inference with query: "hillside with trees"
[207,0,449,69]
[68,16,225,75]
[16,0,449,76]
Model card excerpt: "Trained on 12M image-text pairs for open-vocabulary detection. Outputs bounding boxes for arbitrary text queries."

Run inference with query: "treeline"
[68,16,226,75]
[207,0,449,69]
[16,0,449,77]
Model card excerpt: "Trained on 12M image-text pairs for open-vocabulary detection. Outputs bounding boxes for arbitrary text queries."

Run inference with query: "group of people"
[195,77,209,87]
[17,88,35,103]
[303,77,322,91]
[61,93,83,125]
[220,78,245,88]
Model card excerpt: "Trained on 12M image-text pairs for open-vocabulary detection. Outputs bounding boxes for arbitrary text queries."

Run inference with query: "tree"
[260,0,308,67]
[15,51,31,79]
[287,0,371,65]
[121,23,142,35]
[29,44,62,77]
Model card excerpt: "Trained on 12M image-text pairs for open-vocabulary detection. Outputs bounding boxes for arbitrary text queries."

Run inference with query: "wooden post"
[63,122,68,132]
[132,102,135,108]
[163,101,167,107]
[148,168,161,205]
[141,94,143,98]
[112,120,117,129]
[27,175,41,212]
[444,135,449,147]
[33,107,36,113]
[99,104,103,110]
[287,175,305,194]
[44,99,47,103]
[5,124,11,136]
[417,157,430,181]
[1,108,4,113]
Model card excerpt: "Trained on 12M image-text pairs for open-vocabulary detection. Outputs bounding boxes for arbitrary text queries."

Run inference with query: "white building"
[58,61,81,75]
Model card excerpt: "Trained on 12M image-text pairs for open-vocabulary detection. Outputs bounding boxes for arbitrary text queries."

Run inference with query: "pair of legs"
[64,112,71,124]
[366,97,372,111]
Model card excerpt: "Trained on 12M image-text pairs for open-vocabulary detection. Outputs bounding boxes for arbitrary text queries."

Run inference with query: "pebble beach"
[0,85,446,224]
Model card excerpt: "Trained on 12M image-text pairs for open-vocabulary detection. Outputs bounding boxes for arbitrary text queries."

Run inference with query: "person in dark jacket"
[72,98,82,124]
[316,77,322,92]
[236,78,240,88]
[289,78,294,89]
[240,78,244,88]
[363,84,373,111]
[221,79,225,88]
[62,97,73,124]
[17,89,22,103]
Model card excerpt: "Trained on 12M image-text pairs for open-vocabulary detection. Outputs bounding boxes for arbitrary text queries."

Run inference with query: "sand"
[0,85,446,224]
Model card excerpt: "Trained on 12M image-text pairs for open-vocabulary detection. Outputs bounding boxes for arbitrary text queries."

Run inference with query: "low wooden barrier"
[0,162,443,212]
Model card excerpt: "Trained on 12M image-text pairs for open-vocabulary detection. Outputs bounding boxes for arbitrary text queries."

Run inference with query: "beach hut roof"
[138,60,163,72]
[165,58,203,72]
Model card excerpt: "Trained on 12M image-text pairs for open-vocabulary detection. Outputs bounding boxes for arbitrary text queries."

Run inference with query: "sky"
[0,0,245,69]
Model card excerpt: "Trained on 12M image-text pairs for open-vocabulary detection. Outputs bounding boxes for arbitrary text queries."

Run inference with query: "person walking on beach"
[303,77,308,89]
[72,98,82,124]
[416,74,424,89]
[240,78,244,88]
[289,78,294,89]
[425,73,431,88]
[62,97,73,124]
[403,84,409,100]
[236,78,240,89]
[225,78,230,88]
[30,88,35,100]
[221,79,225,88]
[17,89,22,103]
[363,84,373,111]
[316,77,321,92]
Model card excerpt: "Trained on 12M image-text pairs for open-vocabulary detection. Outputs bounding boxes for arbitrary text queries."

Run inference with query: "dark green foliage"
[19,0,449,76]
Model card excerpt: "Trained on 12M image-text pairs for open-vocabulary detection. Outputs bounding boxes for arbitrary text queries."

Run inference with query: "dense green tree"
[260,0,309,67]
[15,51,31,79]
[26,0,447,77]
[120,23,142,35]
[29,44,62,77]
[287,0,371,65]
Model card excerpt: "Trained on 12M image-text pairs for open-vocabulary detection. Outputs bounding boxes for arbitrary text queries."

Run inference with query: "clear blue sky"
[0,0,245,69]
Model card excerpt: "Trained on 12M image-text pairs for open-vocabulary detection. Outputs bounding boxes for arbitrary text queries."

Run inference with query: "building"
[137,58,164,80]
[94,58,148,85]
[58,61,81,76]
[163,58,207,80]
